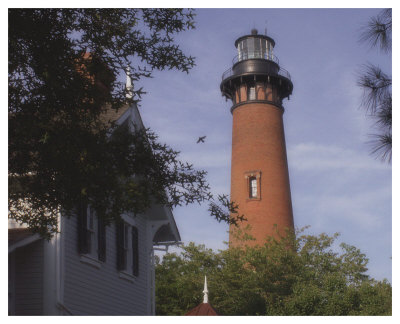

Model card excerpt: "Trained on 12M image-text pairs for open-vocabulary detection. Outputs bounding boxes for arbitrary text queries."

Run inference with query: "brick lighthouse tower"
[220,29,294,246]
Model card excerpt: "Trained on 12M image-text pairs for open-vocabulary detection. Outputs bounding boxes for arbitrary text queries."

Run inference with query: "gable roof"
[99,104,130,126]
[108,102,181,245]
[185,303,218,316]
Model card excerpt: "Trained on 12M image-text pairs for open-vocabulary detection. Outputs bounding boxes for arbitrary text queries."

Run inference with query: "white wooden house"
[8,101,181,315]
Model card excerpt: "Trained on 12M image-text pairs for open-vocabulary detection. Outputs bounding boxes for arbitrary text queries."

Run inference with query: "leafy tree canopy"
[155,228,391,315]
[8,9,240,239]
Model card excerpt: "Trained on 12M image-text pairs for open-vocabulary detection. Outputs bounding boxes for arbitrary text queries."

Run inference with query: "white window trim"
[121,214,136,227]
[86,206,97,258]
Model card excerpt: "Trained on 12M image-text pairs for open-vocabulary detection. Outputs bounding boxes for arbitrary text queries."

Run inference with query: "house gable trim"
[8,233,41,254]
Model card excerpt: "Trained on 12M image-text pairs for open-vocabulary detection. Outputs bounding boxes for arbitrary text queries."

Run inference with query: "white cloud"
[298,185,391,230]
[289,141,391,243]
[288,142,390,172]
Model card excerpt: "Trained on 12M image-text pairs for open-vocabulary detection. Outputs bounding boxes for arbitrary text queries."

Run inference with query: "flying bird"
[197,136,206,143]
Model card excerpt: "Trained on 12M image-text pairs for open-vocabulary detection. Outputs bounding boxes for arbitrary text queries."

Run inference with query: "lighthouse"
[220,29,294,246]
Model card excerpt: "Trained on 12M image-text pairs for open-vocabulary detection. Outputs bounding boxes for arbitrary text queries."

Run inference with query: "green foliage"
[8,9,241,238]
[155,229,391,315]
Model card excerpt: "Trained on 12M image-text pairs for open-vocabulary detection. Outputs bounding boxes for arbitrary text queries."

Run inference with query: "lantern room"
[235,28,275,62]
[220,29,293,112]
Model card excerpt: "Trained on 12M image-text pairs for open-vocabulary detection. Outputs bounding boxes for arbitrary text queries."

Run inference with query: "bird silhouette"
[197,136,206,143]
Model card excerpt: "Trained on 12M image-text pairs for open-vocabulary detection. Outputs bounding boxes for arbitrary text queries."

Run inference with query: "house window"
[117,220,139,277]
[78,203,106,263]
[249,176,257,198]
[78,204,106,267]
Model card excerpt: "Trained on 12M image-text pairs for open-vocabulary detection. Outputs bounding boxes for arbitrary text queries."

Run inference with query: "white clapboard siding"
[62,213,151,315]
[14,240,44,315]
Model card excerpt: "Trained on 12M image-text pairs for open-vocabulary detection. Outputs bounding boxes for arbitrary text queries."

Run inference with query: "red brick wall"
[230,102,294,247]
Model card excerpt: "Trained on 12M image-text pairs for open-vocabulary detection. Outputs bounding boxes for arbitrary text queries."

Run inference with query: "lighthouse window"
[249,176,257,198]
[248,86,256,100]
[266,41,273,60]
[247,38,255,59]
[261,39,267,59]
[238,40,247,61]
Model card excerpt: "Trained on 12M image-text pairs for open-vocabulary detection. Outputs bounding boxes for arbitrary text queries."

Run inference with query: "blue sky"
[137,8,392,282]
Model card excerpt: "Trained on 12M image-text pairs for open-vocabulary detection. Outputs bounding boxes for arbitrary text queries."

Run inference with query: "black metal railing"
[221,51,291,81]
[233,51,280,65]
[222,64,291,81]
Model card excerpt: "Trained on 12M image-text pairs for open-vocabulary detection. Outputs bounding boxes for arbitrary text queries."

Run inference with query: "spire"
[185,275,218,315]
[203,276,209,304]
[126,66,133,99]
